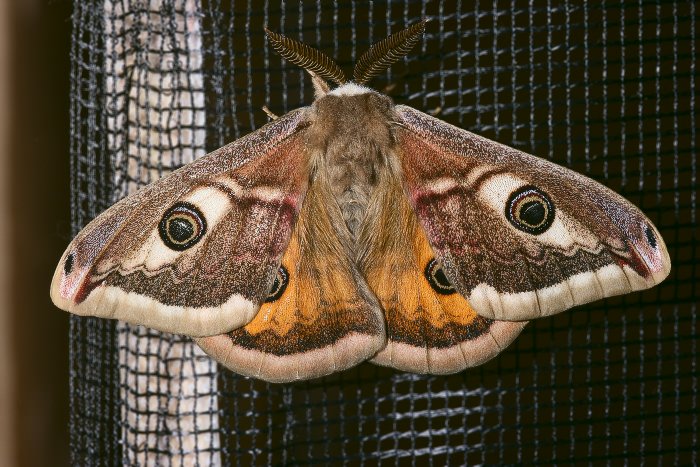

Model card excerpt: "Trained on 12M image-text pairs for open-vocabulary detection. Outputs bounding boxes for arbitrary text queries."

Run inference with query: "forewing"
[51,110,311,336]
[196,177,385,383]
[394,105,671,321]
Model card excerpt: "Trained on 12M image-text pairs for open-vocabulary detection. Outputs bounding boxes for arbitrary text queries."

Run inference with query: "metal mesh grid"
[68,1,697,464]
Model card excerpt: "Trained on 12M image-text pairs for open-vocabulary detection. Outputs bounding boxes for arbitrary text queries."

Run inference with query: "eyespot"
[265,265,289,303]
[158,202,207,251]
[64,252,75,275]
[424,258,456,295]
[644,224,658,249]
[505,185,555,235]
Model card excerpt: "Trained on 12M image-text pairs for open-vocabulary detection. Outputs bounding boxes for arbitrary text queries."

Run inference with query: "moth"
[51,22,670,383]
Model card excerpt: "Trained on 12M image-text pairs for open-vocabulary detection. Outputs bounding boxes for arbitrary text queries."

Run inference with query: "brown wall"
[1,1,72,466]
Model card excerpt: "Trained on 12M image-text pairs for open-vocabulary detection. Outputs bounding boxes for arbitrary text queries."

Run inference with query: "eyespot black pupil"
[64,253,75,275]
[433,267,451,289]
[645,224,657,249]
[265,265,289,302]
[168,218,194,243]
[520,200,545,226]
[424,258,456,295]
[270,275,280,293]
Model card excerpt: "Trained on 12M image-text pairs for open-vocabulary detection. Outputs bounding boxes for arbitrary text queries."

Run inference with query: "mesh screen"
[68,1,697,464]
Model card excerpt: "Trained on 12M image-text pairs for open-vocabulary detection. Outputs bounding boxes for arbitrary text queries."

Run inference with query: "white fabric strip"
[104,0,221,464]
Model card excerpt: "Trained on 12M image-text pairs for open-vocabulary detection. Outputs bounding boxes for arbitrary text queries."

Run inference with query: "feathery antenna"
[264,28,347,85]
[353,20,427,85]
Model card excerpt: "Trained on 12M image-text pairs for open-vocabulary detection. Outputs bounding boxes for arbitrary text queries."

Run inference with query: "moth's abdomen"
[328,141,382,237]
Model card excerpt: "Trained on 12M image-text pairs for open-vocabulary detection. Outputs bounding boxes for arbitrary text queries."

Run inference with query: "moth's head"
[308,86,395,154]
[315,84,393,113]
[264,20,427,98]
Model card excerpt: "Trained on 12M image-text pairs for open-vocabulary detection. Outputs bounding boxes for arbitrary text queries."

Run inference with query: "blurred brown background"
[0,1,72,466]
